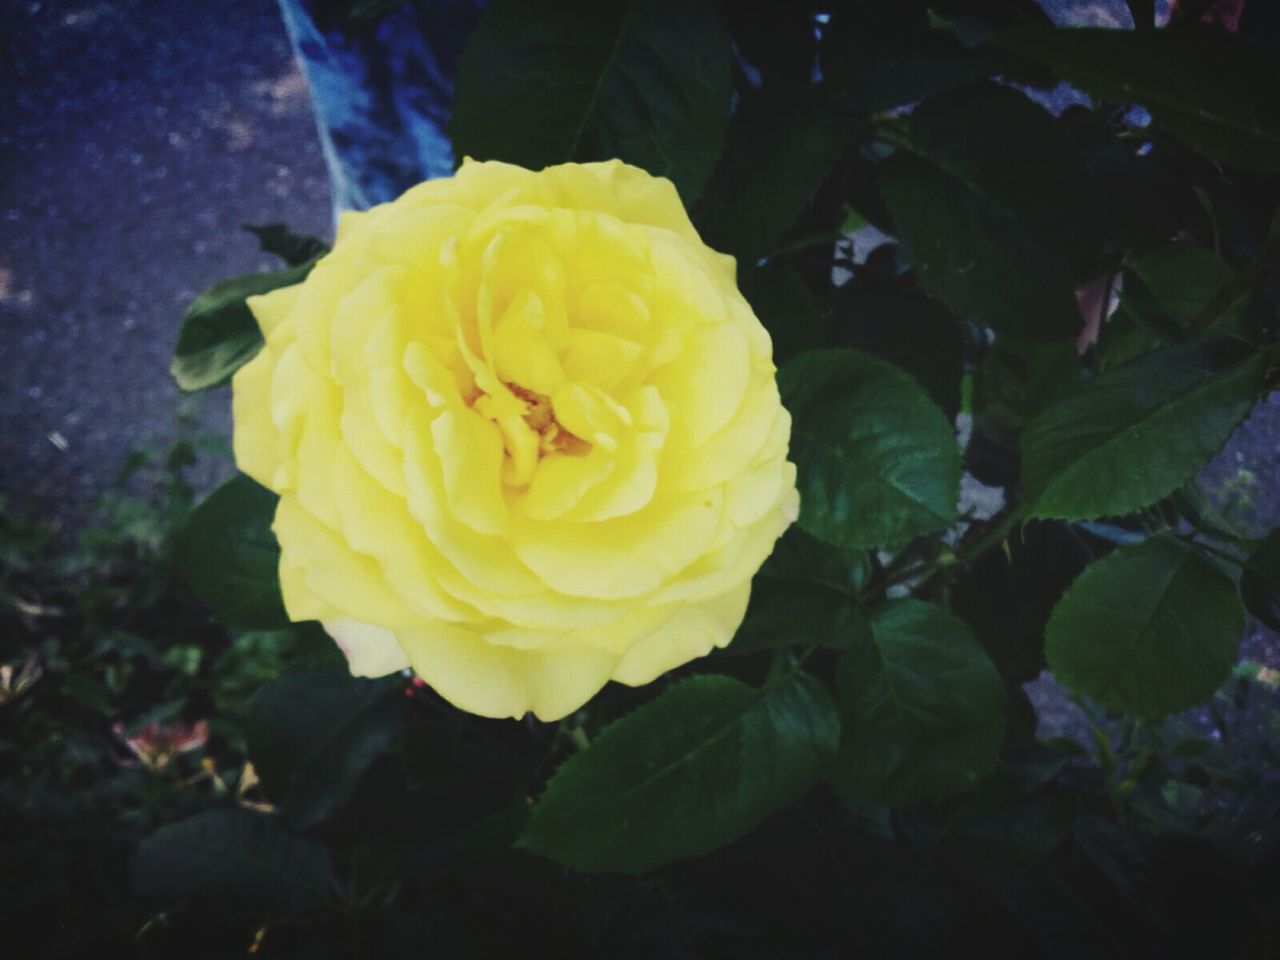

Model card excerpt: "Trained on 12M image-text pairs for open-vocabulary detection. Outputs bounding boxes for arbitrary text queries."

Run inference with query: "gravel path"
[0,0,331,529]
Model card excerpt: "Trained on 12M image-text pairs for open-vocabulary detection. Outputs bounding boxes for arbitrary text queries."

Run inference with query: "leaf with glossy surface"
[132,809,331,913]
[171,261,315,392]
[520,671,838,873]
[248,670,406,830]
[780,349,960,550]
[1021,337,1269,519]
[833,599,1005,806]
[878,83,1099,340]
[177,476,290,630]
[1045,537,1243,717]
[451,0,732,204]
[995,27,1280,170]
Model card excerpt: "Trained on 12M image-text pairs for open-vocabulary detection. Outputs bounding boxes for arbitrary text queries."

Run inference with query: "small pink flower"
[114,718,209,770]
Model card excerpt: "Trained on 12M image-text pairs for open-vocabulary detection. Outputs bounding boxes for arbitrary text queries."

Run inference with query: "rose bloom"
[233,159,798,720]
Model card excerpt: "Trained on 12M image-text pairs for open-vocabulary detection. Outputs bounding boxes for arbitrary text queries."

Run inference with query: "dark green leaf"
[729,577,871,655]
[779,348,960,550]
[1102,244,1258,369]
[973,338,1082,437]
[520,671,838,872]
[132,809,331,913]
[1241,530,1280,630]
[1021,337,1269,519]
[760,525,872,595]
[994,27,1280,170]
[176,476,290,630]
[248,670,405,829]
[243,223,330,267]
[1045,537,1243,717]
[697,99,857,259]
[878,83,1099,340]
[832,599,1005,806]
[451,0,732,204]
[171,260,315,391]
[827,282,965,418]
[821,9,1007,113]
[737,261,825,364]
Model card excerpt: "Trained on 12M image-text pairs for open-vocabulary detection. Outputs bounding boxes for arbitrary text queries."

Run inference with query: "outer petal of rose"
[324,619,411,676]
[246,282,303,340]
[650,321,750,450]
[511,491,724,600]
[612,581,753,686]
[231,348,280,490]
[397,625,618,722]
[330,444,476,622]
[608,161,702,242]
[273,496,424,629]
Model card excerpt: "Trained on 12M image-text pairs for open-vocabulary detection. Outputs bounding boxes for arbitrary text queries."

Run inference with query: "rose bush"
[230,158,798,720]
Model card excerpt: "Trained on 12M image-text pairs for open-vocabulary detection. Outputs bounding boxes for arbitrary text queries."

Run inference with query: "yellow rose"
[232,159,798,721]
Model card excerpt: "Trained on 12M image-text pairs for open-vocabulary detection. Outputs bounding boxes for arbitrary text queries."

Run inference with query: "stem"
[859,505,1025,601]
[955,504,1025,567]
[767,230,849,260]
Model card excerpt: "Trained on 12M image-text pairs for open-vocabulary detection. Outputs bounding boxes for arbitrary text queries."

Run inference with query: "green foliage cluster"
[19,0,1280,955]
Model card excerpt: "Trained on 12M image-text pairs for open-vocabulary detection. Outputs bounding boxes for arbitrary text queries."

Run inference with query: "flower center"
[507,383,591,456]
[468,380,590,488]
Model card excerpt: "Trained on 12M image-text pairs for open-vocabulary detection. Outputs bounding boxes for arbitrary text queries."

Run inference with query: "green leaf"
[973,338,1083,435]
[132,809,331,913]
[1044,537,1244,718]
[243,223,330,267]
[451,0,732,204]
[994,27,1280,170]
[696,99,858,259]
[248,670,406,830]
[1021,337,1269,520]
[737,261,825,364]
[832,599,1005,806]
[821,9,1008,113]
[878,83,1099,340]
[779,348,960,550]
[176,476,290,630]
[1241,530,1280,631]
[827,282,965,418]
[1102,244,1258,369]
[171,260,315,391]
[760,525,872,594]
[520,671,838,873]
[729,577,871,655]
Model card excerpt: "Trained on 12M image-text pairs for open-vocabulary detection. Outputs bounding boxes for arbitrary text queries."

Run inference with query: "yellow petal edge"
[232,158,799,721]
